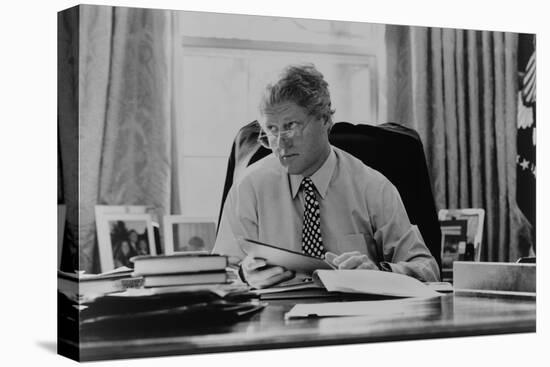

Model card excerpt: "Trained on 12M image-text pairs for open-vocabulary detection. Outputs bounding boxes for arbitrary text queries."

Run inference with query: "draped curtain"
[58,6,80,271]
[59,5,179,272]
[386,25,533,262]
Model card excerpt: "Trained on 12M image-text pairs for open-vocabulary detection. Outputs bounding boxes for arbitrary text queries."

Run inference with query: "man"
[213,64,440,288]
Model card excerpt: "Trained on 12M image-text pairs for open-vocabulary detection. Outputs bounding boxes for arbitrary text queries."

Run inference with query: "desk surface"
[62,291,536,361]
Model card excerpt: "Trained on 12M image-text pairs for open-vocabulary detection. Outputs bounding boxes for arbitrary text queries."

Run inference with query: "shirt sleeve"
[371,181,440,282]
[212,178,259,265]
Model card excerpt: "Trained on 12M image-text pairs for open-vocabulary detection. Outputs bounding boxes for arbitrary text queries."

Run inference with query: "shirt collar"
[289,147,336,200]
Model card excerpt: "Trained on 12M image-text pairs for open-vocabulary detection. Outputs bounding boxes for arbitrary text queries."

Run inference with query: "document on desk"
[285,299,422,319]
[255,269,441,301]
[285,272,441,319]
[313,269,441,298]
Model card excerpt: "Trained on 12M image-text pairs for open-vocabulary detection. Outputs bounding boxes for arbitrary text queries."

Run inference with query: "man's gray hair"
[260,64,335,127]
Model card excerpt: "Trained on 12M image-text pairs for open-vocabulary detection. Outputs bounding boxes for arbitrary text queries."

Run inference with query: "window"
[173,12,386,220]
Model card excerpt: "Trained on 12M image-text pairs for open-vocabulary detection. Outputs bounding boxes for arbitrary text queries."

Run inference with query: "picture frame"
[163,215,217,255]
[95,205,162,255]
[438,209,485,262]
[440,219,467,281]
[96,213,156,272]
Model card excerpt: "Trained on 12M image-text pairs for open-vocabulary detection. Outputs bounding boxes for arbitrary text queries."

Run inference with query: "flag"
[516,34,536,252]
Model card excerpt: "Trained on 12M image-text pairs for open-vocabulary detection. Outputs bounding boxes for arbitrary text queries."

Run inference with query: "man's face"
[263,101,330,176]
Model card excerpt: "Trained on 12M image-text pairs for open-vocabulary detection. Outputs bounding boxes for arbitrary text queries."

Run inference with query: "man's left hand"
[326,251,378,270]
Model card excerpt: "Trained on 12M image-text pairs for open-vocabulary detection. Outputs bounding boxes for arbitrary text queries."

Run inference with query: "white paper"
[285,299,428,319]
[314,269,441,298]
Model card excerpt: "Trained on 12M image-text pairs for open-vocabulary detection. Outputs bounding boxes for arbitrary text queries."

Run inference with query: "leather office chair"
[218,121,442,269]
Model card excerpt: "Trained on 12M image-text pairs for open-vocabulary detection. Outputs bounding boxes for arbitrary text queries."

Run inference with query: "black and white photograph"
[441,231,462,265]
[163,216,217,254]
[95,213,156,271]
[439,208,485,262]
[439,219,468,281]
[109,220,152,266]
[54,2,542,365]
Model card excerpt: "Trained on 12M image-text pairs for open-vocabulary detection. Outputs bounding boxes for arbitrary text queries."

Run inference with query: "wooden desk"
[61,292,535,361]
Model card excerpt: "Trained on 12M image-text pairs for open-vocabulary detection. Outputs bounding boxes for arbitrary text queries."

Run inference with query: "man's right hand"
[240,256,295,289]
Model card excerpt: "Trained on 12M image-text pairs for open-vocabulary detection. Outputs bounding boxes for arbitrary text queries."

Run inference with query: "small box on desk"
[453,261,536,296]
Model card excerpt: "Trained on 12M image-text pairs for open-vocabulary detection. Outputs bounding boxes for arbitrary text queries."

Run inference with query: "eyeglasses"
[257,118,312,149]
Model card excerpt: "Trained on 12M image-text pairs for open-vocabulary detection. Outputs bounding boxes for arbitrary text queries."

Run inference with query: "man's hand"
[240,256,295,289]
[325,251,378,270]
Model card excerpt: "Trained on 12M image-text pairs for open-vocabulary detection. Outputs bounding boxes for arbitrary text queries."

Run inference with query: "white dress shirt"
[213,146,440,282]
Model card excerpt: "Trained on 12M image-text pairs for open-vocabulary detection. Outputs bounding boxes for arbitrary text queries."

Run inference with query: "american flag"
[521,52,536,106]
[516,34,536,252]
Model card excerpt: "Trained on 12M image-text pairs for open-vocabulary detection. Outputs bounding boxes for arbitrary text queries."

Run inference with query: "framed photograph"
[95,205,163,254]
[439,209,485,262]
[440,219,467,281]
[96,213,156,272]
[163,216,217,255]
[58,204,66,269]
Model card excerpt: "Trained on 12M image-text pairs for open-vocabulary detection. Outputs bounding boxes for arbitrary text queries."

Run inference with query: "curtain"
[58,6,80,271]
[386,25,533,262]
[59,5,179,272]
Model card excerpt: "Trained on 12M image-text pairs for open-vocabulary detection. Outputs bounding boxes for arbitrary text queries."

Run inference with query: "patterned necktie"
[301,177,326,259]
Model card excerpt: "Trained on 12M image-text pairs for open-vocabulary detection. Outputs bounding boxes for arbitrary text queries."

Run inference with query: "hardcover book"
[131,253,228,275]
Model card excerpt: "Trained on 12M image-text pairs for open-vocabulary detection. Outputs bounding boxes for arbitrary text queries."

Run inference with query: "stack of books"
[58,267,144,301]
[131,253,230,288]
